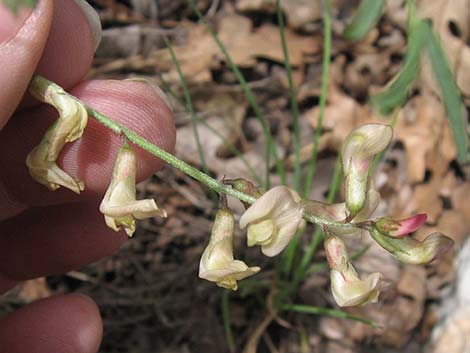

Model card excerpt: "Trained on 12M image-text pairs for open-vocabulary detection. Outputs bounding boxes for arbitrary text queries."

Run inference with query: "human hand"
[0,1,175,352]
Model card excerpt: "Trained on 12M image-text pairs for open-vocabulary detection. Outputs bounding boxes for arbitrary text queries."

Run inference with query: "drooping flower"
[374,214,427,238]
[239,186,304,257]
[99,142,166,236]
[199,207,260,290]
[370,227,454,264]
[342,124,392,217]
[26,78,88,193]
[325,235,381,307]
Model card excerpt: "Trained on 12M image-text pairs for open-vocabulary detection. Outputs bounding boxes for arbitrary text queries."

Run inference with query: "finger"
[0,0,53,129]
[0,79,175,218]
[0,200,127,281]
[0,294,102,353]
[34,0,101,92]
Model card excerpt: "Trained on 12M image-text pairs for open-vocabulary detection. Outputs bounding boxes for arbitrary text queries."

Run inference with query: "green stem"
[222,291,235,353]
[31,75,357,231]
[303,0,332,197]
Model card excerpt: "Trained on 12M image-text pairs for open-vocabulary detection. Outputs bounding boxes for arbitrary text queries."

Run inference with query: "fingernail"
[72,0,102,52]
[125,77,174,112]
[0,0,37,42]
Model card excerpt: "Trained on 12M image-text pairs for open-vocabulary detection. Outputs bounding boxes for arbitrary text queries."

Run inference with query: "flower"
[99,142,166,236]
[375,214,427,238]
[370,228,454,264]
[26,81,88,193]
[239,186,304,257]
[199,207,260,290]
[325,235,381,307]
[342,124,392,217]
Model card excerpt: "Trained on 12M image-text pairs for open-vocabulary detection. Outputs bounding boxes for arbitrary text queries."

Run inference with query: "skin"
[0,1,176,352]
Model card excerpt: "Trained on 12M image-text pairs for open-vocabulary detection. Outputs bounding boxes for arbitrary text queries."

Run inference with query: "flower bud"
[99,142,166,237]
[26,78,88,193]
[239,186,304,257]
[370,228,454,264]
[325,235,381,307]
[375,214,427,238]
[342,124,392,217]
[199,207,260,290]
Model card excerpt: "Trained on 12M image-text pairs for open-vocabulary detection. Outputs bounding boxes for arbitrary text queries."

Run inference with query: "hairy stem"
[30,75,356,230]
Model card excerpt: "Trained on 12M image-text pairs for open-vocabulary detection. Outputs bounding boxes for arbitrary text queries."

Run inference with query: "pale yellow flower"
[99,142,166,236]
[199,208,260,290]
[26,82,88,193]
[239,186,304,257]
[325,235,381,307]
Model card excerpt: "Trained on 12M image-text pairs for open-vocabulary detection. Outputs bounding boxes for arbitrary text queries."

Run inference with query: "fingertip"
[0,294,103,353]
[0,0,53,129]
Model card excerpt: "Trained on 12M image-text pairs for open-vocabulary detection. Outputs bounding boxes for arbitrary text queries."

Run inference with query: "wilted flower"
[239,186,304,257]
[325,235,381,307]
[342,124,392,217]
[99,142,166,236]
[199,207,260,290]
[375,214,427,238]
[370,228,454,264]
[26,79,88,193]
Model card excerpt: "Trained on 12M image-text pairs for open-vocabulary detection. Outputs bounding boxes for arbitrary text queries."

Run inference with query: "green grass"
[426,28,470,163]
[186,0,286,188]
[343,0,385,42]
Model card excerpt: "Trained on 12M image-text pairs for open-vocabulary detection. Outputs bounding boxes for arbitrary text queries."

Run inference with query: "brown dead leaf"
[154,15,320,84]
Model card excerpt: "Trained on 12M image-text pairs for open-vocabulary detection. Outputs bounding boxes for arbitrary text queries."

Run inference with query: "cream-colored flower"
[26,80,88,193]
[239,186,304,257]
[199,208,260,290]
[99,142,166,237]
[342,124,392,217]
[325,235,381,307]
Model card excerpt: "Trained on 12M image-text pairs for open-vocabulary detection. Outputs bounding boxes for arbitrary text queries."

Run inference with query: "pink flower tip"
[375,213,427,238]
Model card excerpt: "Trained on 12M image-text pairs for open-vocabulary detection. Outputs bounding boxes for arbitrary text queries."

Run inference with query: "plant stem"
[30,75,357,231]
[303,0,332,198]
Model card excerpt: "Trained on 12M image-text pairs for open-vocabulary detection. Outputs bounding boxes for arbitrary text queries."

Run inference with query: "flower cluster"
[198,123,453,305]
[26,78,453,307]
[26,79,166,237]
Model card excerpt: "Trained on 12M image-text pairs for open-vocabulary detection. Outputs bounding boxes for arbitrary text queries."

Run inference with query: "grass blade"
[370,19,428,115]
[426,28,470,163]
[343,0,385,42]
[303,0,332,198]
[164,38,208,173]
[276,0,301,192]
[281,304,380,327]
[186,0,286,188]
[222,291,236,353]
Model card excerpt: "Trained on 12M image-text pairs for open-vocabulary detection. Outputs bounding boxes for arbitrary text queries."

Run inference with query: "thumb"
[0,0,53,130]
